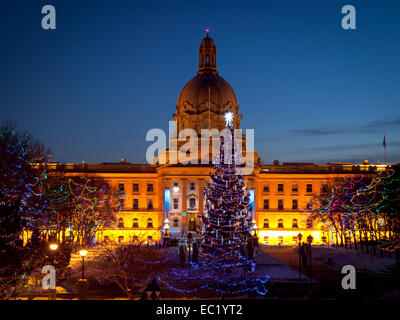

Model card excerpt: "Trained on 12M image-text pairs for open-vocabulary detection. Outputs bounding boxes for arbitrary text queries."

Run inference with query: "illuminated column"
[198,179,204,215]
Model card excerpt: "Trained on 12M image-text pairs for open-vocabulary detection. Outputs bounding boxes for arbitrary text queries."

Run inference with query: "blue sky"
[1,0,399,164]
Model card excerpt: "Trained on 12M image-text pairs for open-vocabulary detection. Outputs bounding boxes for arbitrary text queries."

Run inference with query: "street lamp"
[49,243,58,251]
[48,241,58,300]
[251,218,257,236]
[173,183,180,193]
[307,235,314,286]
[163,218,170,247]
[297,233,303,282]
[79,249,88,279]
[187,232,193,273]
[78,249,88,300]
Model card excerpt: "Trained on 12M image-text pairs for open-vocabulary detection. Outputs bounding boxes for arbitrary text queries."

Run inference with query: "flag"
[383,135,386,148]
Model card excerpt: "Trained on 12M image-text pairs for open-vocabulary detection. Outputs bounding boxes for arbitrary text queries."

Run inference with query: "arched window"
[189,197,196,209]
[132,218,139,228]
[278,219,284,228]
[118,218,124,228]
[263,218,269,228]
[147,218,153,228]
[292,219,298,228]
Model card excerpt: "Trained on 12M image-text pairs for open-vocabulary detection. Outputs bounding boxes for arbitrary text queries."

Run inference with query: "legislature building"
[56,33,388,245]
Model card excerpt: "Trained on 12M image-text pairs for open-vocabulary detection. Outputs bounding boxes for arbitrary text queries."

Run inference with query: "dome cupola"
[174,30,242,135]
[197,29,218,75]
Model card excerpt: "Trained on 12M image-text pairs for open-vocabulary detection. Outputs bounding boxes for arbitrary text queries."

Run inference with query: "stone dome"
[177,73,239,115]
[174,32,241,133]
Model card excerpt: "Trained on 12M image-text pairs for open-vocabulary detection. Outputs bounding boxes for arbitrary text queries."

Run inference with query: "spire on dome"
[197,30,218,75]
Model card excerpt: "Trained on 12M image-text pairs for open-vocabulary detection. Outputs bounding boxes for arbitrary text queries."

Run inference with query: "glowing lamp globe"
[49,243,58,251]
[79,249,88,257]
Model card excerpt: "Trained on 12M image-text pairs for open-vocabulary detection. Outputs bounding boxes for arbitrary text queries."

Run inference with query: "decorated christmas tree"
[161,112,268,298]
[201,112,255,272]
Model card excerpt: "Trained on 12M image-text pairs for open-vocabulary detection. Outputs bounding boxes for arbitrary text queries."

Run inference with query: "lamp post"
[297,232,303,282]
[79,249,88,279]
[163,218,170,247]
[48,242,58,300]
[78,249,88,300]
[187,232,193,273]
[307,235,313,286]
[251,218,259,247]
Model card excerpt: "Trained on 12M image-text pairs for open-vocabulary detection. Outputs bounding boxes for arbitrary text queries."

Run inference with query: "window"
[292,184,298,193]
[292,236,298,244]
[263,184,269,193]
[118,183,125,192]
[263,236,269,244]
[190,183,196,191]
[133,183,139,192]
[132,218,139,228]
[292,199,298,210]
[278,199,284,210]
[147,236,153,242]
[147,218,153,228]
[263,199,269,210]
[173,218,179,228]
[133,199,139,210]
[278,236,284,245]
[118,218,124,228]
[263,218,269,228]
[119,199,124,211]
[306,218,313,229]
[173,198,179,210]
[189,198,196,209]
[292,218,298,228]
[306,184,313,193]
[118,236,124,243]
[147,199,153,210]
[278,184,284,193]
[321,236,327,244]
[103,236,110,243]
[278,218,284,228]
[132,236,138,243]
[147,183,154,192]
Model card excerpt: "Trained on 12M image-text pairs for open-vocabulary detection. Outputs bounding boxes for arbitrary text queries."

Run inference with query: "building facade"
[59,34,387,245]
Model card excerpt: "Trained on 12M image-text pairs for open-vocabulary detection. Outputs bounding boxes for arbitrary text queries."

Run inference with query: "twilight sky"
[1,0,399,165]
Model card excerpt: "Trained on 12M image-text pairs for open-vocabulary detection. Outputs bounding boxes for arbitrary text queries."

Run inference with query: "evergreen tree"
[161,113,268,297]
[201,116,254,272]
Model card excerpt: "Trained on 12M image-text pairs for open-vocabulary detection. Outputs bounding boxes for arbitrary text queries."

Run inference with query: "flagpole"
[208,87,211,130]
[383,134,387,164]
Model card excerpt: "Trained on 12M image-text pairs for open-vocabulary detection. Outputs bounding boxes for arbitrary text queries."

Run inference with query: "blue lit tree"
[201,114,255,273]
[161,113,268,297]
